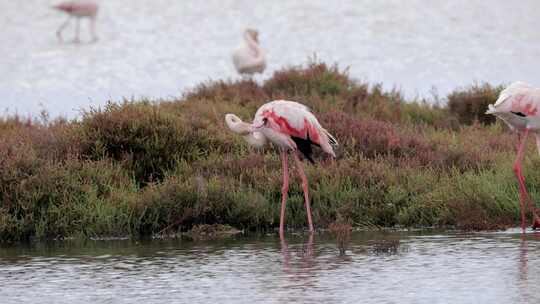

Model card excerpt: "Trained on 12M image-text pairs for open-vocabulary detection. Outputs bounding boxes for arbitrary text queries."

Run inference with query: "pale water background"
[1,230,540,304]
[1,0,540,118]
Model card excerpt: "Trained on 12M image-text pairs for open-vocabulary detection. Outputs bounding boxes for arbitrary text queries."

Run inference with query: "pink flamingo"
[232,29,266,76]
[53,1,99,43]
[486,81,540,231]
[225,100,338,235]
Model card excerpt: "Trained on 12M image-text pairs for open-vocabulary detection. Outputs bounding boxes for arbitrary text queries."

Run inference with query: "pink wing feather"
[254,100,337,156]
[489,82,540,117]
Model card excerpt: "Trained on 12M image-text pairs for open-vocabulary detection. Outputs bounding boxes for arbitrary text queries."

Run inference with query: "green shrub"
[0,159,135,241]
[447,83,503,125]
[263,61,351,98]
[79,101,223,184]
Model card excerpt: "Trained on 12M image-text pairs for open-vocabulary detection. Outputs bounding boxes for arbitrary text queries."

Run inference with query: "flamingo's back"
[254,100,337,161]
[486,81,540,156]
[54,1,98,17]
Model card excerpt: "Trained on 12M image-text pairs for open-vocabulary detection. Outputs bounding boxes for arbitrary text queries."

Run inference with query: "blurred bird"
[53,1,99,43]
[486,81,540,231]
[232,29,266,76]
[225,100,338,235]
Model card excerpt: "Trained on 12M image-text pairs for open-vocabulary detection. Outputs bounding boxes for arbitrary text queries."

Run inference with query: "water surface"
[1,0,540,117]
[1,229,539,303]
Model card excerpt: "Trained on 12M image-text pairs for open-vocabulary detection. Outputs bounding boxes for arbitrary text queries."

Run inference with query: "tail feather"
[320,128,338,158]
[324,129,338,146]
[291,136,315,164]
[485,104,497,115]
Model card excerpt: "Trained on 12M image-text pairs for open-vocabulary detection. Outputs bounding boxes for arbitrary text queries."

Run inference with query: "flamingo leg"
[90,17,98,42]
[279,150,289,237]
[294,151,314,233]
[57,16,72,42]
[74,18,81,43]
[513,128,540,232]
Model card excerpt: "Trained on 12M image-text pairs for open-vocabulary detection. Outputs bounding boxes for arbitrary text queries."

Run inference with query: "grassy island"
[1,61,536,242]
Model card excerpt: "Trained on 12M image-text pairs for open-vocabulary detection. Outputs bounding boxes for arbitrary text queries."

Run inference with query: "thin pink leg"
[74,18,80,43]
[279,151,289,237]
[514,129,533,232]
[294,151,314,233]
[90,17,98,42]
[57,16,71,42]
[514,129,528,232]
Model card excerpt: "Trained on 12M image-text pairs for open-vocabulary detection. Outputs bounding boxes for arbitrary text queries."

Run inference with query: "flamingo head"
[245,28,259,42]
[225,114,267,147]
[225,114,251,135]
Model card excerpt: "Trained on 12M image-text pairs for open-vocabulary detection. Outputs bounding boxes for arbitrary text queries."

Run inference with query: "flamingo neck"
[244,32,263,59]
[225,114,267,147]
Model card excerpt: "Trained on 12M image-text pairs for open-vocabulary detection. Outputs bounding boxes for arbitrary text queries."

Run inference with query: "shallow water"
[1,0,540,117]
[1,229,539,303]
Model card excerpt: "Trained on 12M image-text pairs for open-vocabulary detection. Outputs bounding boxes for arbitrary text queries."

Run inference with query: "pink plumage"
[487,81,540,132]
[486,81,540,231]
[225,100,338,235]
[54,1,98,17]
[53,1,99,42]
[252,100,337,162]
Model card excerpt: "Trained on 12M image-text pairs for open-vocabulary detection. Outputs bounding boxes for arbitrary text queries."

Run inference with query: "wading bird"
[486,81,540,231]
[232,28,266,76]
[225,100,337,235]
[53,1,99,43]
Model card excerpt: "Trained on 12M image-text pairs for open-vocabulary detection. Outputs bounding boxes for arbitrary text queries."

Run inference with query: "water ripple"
[2,230,539,303]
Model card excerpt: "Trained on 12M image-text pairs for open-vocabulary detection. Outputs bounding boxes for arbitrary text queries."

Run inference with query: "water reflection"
[518,232,540,302]
[279,233,315,271]
[278,232,316,296]
[519,236,528,284]
[369,238,405,255]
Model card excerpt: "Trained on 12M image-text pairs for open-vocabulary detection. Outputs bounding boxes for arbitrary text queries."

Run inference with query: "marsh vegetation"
[0,62,534,242]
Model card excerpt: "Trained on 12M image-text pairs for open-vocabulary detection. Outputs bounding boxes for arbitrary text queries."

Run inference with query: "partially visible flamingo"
[53,1,99,43]
[225,100,338,236]
[486,81,540,231]
[232,28,266,76]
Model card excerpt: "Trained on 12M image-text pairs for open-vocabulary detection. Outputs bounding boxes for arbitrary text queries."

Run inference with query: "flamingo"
[53,1,99,43]
[232,28,266,76]
[486,81,540,231]
[225,100,337,235]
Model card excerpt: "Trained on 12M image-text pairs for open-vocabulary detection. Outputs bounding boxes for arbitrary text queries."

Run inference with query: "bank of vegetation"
[1,61,535,242]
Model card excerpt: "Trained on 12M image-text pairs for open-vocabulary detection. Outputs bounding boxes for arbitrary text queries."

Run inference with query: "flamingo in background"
[232,29,266,76]
[53,1,99,43]
[486,81,540,231]
[225,100,338,235]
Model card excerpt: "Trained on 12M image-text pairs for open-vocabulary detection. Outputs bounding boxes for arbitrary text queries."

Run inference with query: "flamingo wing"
[255,100,337,159]
[486,82,540,131]
[489,82,540,116]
